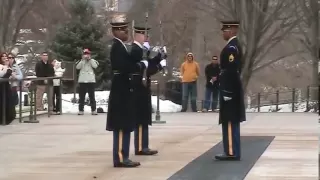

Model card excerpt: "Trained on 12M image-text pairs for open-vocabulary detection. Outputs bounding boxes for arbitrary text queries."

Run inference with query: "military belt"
[221,70,239,73]
[130,73,141,76]
[112,70,121,75]
[112,70,141,76]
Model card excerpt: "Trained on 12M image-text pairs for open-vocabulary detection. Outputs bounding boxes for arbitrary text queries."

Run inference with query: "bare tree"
[197,0,304,91]
[0,0,42,51]
[127,0,198,79]
[25,0,70,47]
[294,0,319,89]
[154,0,199,79]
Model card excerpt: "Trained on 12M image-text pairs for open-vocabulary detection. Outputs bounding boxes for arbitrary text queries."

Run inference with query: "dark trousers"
[113,130,131,164]
[203,87,219,110]
[11,87,18,118]
[222,122,241,157]
[52,86,61,112]
[181,81,197,112]
[78,83,96,112]
[134,124,149,152]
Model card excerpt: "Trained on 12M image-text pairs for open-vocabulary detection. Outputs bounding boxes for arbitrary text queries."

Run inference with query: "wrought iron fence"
[0,76,63,125]
[161,80,319,113]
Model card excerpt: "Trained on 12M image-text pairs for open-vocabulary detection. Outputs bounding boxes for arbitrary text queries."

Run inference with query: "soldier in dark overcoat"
[130,25,167,156]
[106,16,149,168]
[215,21,246,161]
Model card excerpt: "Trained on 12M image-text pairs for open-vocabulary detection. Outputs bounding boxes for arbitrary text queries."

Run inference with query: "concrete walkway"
[0,113,317,180]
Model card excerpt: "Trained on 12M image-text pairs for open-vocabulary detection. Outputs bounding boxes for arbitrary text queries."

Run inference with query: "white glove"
[162,46,167,54]
[141,60,148,68]
[223,96,232,101]
[152,46,160,52]
[143,42,150,50]
[160,59,167,67]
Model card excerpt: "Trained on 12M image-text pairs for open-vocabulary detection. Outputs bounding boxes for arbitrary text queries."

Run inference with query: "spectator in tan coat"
[180,52,200,112]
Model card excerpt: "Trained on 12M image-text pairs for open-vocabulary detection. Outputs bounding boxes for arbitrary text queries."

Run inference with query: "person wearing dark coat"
[106,16,149,168]
[202,55,220,112]
[0,53,15,125]
[214,21,246,161]
[130,26,166,156]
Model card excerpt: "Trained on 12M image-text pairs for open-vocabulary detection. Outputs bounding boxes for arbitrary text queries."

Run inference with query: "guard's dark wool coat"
[106,38,147,132]
[130,43,162,126]
[219,37,246,124]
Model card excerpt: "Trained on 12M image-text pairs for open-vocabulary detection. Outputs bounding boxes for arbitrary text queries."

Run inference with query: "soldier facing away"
[106,15,149,168]
[130,25,167,156]
[214,21,246,161]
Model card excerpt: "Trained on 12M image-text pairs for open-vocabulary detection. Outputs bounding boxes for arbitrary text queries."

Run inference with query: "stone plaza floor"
[0,112,317,180]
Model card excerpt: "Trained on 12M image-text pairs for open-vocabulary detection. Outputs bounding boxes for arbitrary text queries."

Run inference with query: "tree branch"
[253,50,305,72]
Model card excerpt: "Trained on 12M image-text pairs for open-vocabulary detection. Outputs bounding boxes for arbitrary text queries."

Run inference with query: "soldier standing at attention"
[215,21,246,161]
[106,16,149,168]
[130,25,167,156]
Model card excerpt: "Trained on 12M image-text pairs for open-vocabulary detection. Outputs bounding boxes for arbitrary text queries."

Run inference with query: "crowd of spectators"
[0,48,99,125]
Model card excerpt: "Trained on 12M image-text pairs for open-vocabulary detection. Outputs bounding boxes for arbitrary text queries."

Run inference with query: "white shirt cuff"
[160,59,167,67]
[141,60,148,68]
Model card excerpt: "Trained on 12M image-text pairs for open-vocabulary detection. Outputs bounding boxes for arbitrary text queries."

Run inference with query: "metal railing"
[161,84,319,113]
[247,86,319,112]
[0,76,63,125]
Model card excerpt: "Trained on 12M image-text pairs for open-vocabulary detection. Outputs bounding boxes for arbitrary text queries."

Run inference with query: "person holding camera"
[76,49,99,115]
[8,53,23,117]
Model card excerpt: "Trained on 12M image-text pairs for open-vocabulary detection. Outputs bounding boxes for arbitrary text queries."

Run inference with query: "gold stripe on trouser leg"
[227,122,234,156]
[118,130,123,162]
[138,125,142,151]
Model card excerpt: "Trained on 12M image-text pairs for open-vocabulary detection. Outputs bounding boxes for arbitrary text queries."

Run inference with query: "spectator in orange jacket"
[180,52,200,112]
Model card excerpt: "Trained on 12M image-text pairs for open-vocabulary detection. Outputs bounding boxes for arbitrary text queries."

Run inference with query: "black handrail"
[0,76,63,125]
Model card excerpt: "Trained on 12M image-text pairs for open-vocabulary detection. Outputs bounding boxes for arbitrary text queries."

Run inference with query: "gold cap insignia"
[111,14,127,23]
[229,54,234,62]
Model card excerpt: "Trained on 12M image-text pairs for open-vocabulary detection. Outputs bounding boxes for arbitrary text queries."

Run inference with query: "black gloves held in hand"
[3,69,13,78]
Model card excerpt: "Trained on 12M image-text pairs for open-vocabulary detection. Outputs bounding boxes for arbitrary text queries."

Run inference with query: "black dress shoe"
[114,160,141,168]
[214,154,240,161]
[135,149,158,156]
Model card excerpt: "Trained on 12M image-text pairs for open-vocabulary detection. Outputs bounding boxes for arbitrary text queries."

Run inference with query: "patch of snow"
[247,102,317,113]
[19,91,182,113]
[17,91,317,114]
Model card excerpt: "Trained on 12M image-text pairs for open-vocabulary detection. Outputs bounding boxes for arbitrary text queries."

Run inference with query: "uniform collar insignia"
[133,41,143,49]
[227,36,237,44]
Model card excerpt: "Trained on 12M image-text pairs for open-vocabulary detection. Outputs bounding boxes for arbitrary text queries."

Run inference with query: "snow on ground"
[20,91,182,113]
[19,91,317,113]
[247,102,317,113]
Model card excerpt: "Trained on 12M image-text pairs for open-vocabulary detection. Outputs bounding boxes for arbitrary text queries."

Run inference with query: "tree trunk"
[310,1,319,100]
[241,67,252,94]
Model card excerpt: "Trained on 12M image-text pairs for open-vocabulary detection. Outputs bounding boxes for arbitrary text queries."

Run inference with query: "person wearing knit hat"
[76,48,99,115]
[180,52,200,112]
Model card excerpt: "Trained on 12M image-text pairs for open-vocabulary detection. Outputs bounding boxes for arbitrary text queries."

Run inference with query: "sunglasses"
[8,57,14,59]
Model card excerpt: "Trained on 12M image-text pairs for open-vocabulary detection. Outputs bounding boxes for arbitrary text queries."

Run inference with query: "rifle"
[159,20,168,76]
[142,11,149,86]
